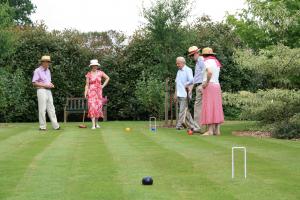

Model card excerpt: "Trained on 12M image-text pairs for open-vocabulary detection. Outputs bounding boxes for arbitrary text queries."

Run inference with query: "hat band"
[188,50,199,56]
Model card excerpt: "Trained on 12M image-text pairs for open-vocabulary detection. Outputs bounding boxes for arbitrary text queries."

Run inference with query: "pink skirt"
[200,83,224,125]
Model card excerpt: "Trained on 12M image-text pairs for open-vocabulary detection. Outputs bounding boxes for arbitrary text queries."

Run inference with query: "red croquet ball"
[187,130,193,135]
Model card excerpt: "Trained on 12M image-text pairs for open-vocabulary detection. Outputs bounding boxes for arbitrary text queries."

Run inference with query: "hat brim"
[201,53,217,55]
[40,60,52,63]
[188,49,200,56]
[89,64,100,67]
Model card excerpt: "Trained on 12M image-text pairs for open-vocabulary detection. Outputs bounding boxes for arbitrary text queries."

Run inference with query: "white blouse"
[203,59,220,83]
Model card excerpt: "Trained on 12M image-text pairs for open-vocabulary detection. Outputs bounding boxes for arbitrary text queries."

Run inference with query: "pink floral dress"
[86,70,106,118]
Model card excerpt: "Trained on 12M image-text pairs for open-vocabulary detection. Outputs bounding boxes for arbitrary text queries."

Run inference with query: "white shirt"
[175,65,194,97]
[203,59,220,83]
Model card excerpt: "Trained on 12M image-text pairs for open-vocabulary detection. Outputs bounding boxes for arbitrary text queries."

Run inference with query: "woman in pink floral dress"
[84,59,110,129]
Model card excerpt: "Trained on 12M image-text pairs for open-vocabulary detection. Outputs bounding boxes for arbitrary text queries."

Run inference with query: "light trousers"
[37,89,59,129]
[194,85,202,129]
[176,97,198,129]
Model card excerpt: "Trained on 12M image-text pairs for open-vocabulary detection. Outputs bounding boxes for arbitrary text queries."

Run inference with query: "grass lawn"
[0,121,299,200]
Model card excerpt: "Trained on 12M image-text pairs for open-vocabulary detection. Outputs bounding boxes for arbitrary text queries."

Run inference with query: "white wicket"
[149,117,157,132]
[232,147,247,179]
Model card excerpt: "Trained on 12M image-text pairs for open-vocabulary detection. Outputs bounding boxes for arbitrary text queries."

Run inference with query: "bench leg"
[104,106,107,121]
[64,111,67,123]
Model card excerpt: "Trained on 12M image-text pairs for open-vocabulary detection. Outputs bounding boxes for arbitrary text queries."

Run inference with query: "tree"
[227,0,300,49]
[143,0,192,79]
[0,0,36,25]
[235,44,300,89]
[0,3,16,64]
[190,16,257,92]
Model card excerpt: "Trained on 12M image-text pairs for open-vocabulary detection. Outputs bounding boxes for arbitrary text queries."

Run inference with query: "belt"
[194,83,202,87]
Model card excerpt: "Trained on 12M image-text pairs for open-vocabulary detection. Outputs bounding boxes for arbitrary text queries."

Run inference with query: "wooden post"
[164,78,169,126]
[103,105,107,121]
[175,98,178,125]
[170,82,174,126]
[64,110,67,123]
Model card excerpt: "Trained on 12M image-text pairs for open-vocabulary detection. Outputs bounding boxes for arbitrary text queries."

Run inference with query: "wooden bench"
[64,97,108,123]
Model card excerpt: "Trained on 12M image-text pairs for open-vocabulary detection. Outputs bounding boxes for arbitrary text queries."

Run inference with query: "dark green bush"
[223,106,242,120]
[273,114,300,139]
[0,68,31,122]
[2,26,98,122]
[135,74,165,119]
[223,89,300,139]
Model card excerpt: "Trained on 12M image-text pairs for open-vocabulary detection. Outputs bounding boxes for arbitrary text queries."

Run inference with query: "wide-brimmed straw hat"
[40,55,51,63]
[201,47,216,55]
[89,59,100,67]
[188,46,201,56]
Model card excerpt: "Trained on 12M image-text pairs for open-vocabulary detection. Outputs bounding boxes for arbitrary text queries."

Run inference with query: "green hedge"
[223,89,300,139]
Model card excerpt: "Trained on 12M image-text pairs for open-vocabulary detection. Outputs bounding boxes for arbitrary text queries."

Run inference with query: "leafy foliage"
[0,0,298,134]
[273,113,300,139]
[135,74,165,118]
[0,68,30,122]
[142,0,193,79]
[0,3,16,63]
[227,0,300,49]
[191,17,257,92]
[0,0,36,25]
[223,89,300,138]
[235,44,300,89]
[1,25,99,121]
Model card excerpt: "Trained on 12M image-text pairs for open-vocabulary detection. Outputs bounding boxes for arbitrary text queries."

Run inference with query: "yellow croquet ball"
[125,127,131,132]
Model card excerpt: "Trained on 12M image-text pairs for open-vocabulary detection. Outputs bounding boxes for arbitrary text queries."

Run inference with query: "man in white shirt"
[174,57,199,131]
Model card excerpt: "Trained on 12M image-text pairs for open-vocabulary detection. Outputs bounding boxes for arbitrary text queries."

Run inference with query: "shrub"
[0,68,31,122]
[273,114,300,139]
[223,89,300,139]
[135,74,165,119]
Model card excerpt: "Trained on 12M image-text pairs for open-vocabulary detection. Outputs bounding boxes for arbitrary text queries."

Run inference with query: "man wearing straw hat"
[188,46,204,130]
[32,55,60,131]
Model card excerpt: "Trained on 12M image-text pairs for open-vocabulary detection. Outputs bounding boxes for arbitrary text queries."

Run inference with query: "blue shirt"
[175,65,194,98]
[193,57,205,84]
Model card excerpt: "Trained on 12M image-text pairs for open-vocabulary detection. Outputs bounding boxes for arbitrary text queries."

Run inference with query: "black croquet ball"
[142,176,153,185]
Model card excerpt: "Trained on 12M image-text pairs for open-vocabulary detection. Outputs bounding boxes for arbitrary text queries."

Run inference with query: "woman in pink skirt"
[200,48,224,135]
[84,59,110,129]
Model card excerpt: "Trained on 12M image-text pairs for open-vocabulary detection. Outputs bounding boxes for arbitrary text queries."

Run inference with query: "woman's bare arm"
[84,77,89,98]
[202,68,212,89]
[102,73,110,89]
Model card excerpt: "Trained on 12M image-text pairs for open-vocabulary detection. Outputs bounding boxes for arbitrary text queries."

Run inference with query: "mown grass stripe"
[140,125,299,200]
[5,124,124,200]
[0,128,61,199]
[0,124,33,142]
[0,122,299,200]
[101,122,237,200]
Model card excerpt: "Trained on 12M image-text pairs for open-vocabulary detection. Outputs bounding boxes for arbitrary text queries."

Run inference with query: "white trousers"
[37,89,59,129]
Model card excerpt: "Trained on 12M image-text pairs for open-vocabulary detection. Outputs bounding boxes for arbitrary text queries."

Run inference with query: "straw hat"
[40,55,51,63]
[188,46,200,56]
[89,59,100,67]
[201,47,216,55]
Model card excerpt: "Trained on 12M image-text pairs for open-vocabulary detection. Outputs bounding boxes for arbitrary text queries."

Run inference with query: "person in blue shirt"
[188,46,205,129]
[174,57,200,132]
